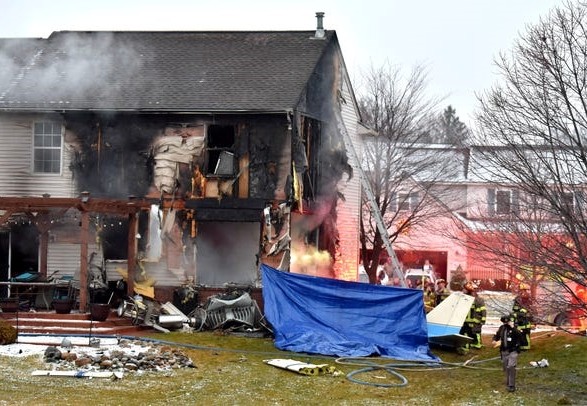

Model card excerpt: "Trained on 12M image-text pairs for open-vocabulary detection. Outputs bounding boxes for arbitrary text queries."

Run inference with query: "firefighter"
[423,282,436,312]
[570,285,587,333]
[458,281,486,354]
[435,278,450,306]
[512,283,533,351]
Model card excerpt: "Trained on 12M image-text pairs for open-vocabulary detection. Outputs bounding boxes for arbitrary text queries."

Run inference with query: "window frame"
[488,187,519,216]
[204,124,236,177]
[32,121,63,175]
[393,191,421,212]
[560,191,575,213]
[495,190,512,215]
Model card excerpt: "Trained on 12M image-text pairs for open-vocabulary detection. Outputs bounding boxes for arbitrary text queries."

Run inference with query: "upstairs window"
[495,190,511,214]
[488,188,519,216]
[33,121,62,174]
[560,192,575,213]
[391,192,421,212]
[206,125,235,176]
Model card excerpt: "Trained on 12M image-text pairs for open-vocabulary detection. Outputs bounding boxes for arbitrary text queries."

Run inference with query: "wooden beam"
[0,196,151,214]
[238,153,249,198]
[79,211,89,312]
[126,212,138,297]
[39,230,49,278]
[0,209,14,225]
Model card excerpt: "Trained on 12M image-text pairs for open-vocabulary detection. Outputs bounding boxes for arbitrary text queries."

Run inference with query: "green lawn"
[1,330,585,405]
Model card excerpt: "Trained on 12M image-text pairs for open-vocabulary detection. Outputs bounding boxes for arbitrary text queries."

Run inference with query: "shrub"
[0,320,17,345]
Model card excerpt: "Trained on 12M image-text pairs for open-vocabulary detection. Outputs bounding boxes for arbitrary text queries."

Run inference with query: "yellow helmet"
[519,283,530,290]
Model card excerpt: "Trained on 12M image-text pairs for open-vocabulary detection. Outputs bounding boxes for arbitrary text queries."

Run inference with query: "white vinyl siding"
[48,242,102,281]
[0,113,76,197]
[333,62,362,281]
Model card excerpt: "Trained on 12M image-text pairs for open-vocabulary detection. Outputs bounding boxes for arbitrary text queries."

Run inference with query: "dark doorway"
[10,224,39,277]
[0,231,9,297]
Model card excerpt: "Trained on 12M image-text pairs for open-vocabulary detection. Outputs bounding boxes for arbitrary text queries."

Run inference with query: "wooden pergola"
[0,195,152,312]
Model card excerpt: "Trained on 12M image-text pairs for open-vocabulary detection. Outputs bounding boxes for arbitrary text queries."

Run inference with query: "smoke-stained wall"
[65,114,294,201]
[247,116,291,200]
[287,41,354,277]
[66,115,157,198]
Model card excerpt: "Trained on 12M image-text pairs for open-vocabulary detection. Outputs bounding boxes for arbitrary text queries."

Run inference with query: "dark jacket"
[493,324,523,353]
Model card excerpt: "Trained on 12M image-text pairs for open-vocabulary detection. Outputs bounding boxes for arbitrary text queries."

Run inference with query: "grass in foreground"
[0,330,585,405]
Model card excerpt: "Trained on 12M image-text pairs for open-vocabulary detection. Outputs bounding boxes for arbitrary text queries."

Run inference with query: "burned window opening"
[206,125,235,176]
[301,117,320,201]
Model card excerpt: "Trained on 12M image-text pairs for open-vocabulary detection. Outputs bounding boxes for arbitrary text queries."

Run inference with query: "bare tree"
[469,1,587,325]
[357,62,461,284]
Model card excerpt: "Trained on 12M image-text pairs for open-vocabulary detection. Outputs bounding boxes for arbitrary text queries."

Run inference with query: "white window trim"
[32,120,64,175]
[396,191,420,212]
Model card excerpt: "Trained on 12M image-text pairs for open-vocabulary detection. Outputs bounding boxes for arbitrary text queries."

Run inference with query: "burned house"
[0,15,363,310]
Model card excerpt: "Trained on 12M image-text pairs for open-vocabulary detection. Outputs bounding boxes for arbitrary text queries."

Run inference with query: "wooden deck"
[0,309,154,336]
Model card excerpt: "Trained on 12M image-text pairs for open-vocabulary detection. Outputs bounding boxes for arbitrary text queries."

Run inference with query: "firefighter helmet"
[463,281,478,292]
[519,282,530,290]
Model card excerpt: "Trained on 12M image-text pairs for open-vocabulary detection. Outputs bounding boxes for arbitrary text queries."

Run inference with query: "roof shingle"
[0,30,336,112]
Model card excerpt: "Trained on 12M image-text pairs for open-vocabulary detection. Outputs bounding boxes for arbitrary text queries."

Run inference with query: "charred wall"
[66,114,158,198]
[65,113,292,203]
[288,42,352,268]
[247,115,290,200]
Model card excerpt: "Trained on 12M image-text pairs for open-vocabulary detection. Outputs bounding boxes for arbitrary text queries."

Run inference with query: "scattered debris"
[35,338,196,378]
[60,338,72,349]
[115,284,270,337]
[264,358,339,376]
[529,359,550,368]
[31,370,120,379]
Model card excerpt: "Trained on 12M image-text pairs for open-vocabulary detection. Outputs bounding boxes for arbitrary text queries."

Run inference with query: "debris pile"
[42,339,196,373]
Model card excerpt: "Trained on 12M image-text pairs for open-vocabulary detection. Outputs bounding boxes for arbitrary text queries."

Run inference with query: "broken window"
[206,125,235,176]
[33,121,62,174]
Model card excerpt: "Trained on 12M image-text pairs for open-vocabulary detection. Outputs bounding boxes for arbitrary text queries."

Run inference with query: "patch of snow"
[0,335,150,358]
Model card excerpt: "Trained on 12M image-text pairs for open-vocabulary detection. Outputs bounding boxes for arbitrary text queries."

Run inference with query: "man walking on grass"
[492,314,524,392]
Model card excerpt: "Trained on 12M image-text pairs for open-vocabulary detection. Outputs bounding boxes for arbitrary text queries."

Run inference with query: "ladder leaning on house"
[335,111,407,287]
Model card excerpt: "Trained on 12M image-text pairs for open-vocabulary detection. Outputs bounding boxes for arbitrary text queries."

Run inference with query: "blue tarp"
[261,264,439,361]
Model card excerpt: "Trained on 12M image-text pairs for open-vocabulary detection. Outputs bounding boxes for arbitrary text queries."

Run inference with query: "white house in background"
[370,144,587,286]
